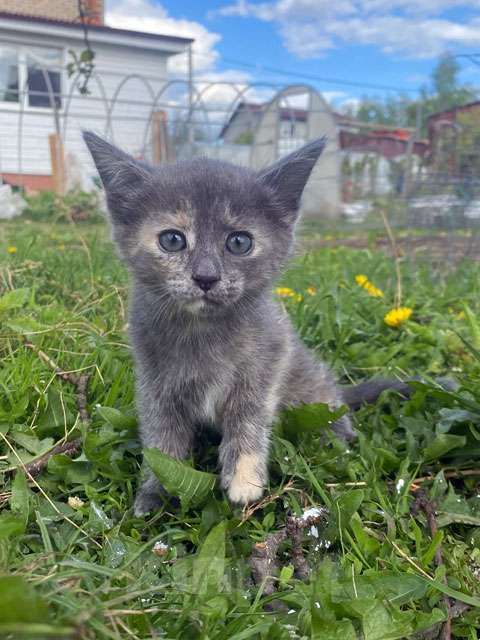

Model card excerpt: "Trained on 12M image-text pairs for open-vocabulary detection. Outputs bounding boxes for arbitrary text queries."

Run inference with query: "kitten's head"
[84,132,324,316]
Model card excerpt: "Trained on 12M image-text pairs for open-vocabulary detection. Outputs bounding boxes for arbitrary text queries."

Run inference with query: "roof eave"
[0,15,192,55]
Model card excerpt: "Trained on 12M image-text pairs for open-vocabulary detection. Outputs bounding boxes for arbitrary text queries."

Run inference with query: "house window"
[0,45,62,109]
[0,46,19,102]
[27,47,62,108]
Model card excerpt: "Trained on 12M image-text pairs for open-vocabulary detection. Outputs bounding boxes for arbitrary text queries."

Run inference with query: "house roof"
[0,11,193,55]
[220,101,309,138]
[220,101,414,142]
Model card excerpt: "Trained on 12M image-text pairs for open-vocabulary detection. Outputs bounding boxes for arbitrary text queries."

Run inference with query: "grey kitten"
[84,133,405,514]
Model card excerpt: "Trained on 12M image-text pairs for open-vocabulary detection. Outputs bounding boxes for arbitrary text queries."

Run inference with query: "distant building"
[220,101,427,159]
[220,100,428,203]
[427,101,480,176]
[0,0,192,191]
[220,101,308,146]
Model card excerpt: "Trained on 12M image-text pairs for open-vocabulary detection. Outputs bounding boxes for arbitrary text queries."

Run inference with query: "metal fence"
[2,62,480,262]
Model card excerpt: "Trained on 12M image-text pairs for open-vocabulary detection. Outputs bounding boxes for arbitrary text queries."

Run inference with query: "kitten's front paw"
[225,453,265,505]
[133,488,163,516]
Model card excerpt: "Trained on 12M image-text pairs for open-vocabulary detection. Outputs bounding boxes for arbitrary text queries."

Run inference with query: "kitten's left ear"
[83,131,154,224]
[257,137,325,219]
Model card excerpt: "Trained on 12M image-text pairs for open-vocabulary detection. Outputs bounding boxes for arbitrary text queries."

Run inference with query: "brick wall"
[0,0,104,25]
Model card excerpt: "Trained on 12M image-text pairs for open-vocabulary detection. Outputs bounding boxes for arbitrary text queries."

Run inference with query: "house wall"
[0,27,170,191]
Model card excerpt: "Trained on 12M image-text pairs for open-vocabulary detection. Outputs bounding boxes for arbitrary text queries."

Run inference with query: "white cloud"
[105,0,220,73]
[216,0,480,59]
[105,0,280,139]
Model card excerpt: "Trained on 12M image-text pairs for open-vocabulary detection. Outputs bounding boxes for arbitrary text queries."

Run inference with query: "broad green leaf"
[6,316,46,334]
[325,490,364,541]
[8,429,54,456]
[96,406,137,430]
[0,576,49,624]
[36,390,74,434]
[363,572,427,605]
[423,434,466,461]
[0,513,26,540]
[144,448,217,508]
[437,408,480,432]
[418,575,480,608]
[280,402,348,442]
[361,601,413,640]
[88,501,113,534]
[192,520,226,595]
[311,617,357,640]
[437,511,480,527]
[0,288,30,313]
[10,471,30,520]
[47,455,95,484]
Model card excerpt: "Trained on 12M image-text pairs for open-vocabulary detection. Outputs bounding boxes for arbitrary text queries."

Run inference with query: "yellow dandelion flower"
[275,287,296,298]
[7,246,17,254]
[355,274,384,297]
[295,294,303,302]
[384,307,413,328]
[364,283,384,298]
[306,286,317,296]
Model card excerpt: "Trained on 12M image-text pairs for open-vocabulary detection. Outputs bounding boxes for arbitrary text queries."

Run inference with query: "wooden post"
[151,111,169,164]
[49,133,65,194]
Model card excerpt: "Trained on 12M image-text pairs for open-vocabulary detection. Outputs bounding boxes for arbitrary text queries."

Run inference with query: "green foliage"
[351,54,477,134]
[24,190,104,224]
[144,448,218,508]
[1,220,480,637]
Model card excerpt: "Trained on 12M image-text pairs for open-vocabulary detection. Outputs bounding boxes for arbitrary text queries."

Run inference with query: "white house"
[0,1,192,191]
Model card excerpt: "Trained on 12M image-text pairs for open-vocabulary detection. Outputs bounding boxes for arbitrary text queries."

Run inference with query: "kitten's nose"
[192,274,220,292]
[192,256,221,292]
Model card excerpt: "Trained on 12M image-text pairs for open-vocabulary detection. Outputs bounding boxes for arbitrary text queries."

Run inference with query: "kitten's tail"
[342,377,457,410]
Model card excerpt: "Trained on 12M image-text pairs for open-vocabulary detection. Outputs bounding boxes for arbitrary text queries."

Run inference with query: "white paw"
[227,453,264,504]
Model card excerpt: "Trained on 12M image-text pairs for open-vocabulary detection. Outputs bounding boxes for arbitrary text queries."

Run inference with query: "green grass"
[1,219,480,639]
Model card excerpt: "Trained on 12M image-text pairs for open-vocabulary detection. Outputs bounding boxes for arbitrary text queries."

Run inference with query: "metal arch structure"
[62,69,110,142]
[249,83,340,217]
[7,66,342,216]
[142,78,207,159]
[105,73,156,144]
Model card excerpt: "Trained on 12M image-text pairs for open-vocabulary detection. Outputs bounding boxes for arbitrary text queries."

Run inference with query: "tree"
[349,54,478,133]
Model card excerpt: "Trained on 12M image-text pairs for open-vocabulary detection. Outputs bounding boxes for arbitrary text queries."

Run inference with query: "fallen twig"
[20,340,91,476]
[241,479,298,523]
[250,530,287,596]
[24,439,81,477]
[413,490,452,640]
[250,508,328,594]
[325,468,480,492]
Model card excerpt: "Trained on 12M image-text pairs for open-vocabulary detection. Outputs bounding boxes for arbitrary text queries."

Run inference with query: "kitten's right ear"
[83,131,154,223]
[257,137,325,222]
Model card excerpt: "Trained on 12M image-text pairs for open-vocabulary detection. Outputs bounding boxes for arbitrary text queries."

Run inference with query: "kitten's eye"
[226,232,253,255]
[158,230,187,253]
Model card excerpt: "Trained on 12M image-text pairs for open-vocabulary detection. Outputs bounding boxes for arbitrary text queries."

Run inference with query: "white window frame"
[0,42,64,113]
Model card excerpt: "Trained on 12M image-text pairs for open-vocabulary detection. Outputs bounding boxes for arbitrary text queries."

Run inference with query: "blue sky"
[106,1,480,107]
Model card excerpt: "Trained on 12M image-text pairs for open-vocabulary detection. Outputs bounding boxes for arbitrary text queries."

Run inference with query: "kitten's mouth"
[202,294,221,305]
[182,293,223,314]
